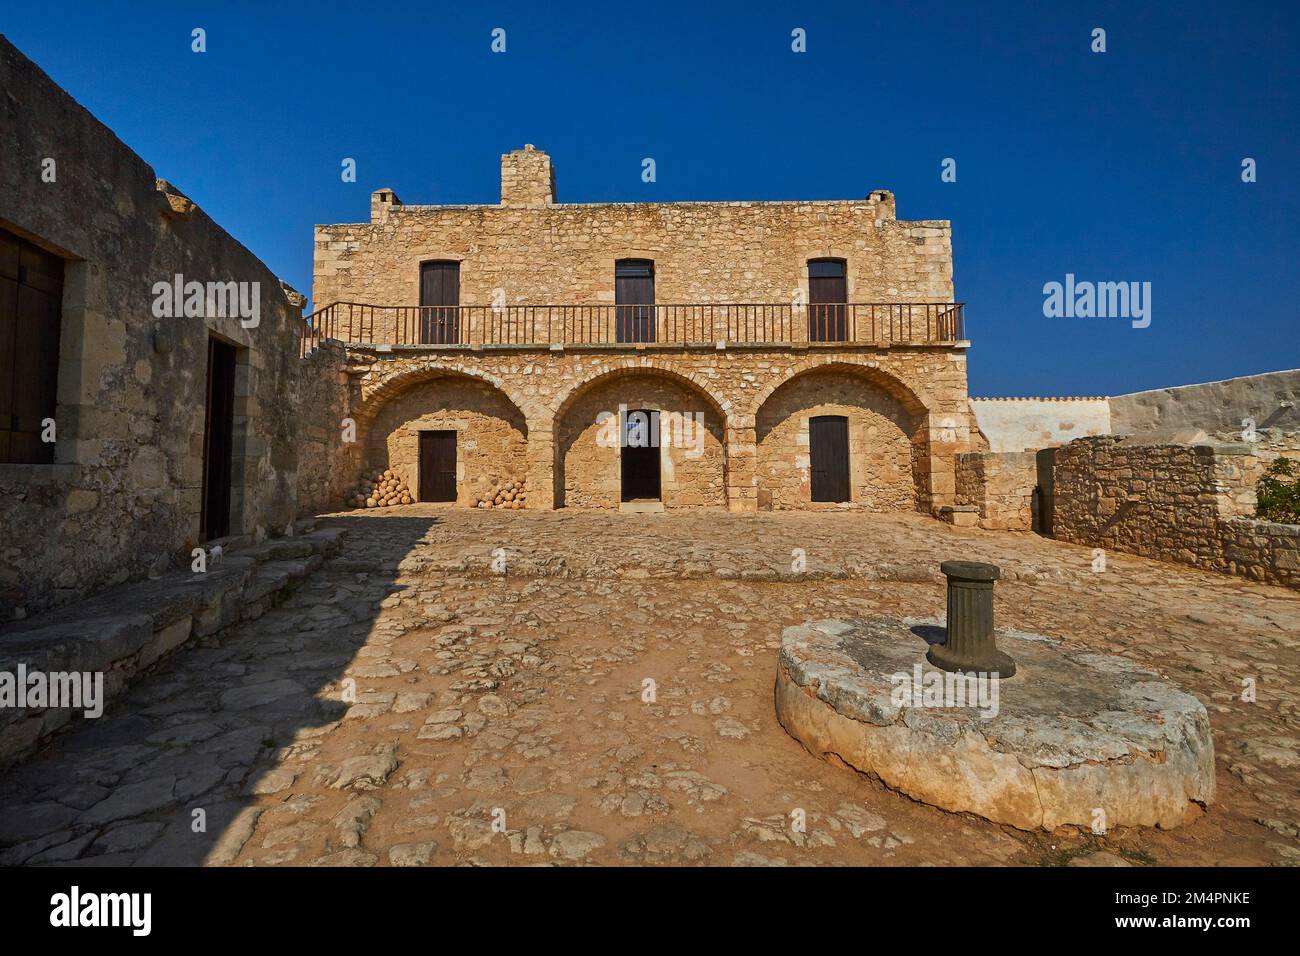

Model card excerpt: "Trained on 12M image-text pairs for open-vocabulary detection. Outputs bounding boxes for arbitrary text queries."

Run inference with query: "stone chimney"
[500,145,555,207]
[867,189,896,222]
[371,187,402,223]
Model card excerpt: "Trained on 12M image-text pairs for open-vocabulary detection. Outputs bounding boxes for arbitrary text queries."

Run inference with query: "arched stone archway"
[552,367,729,509]
[754,368,925,510]
[745,357,930,421]
[355,361,530,427]
[355,368,530,506]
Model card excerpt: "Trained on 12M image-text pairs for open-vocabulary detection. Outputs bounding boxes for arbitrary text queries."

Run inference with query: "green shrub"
[1256,457,1300,524]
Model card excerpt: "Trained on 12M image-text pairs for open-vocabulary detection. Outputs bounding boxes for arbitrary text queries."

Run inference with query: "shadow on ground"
[0,515,438,866]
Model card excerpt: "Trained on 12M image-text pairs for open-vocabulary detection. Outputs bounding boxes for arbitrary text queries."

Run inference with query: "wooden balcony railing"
[300,301,965,354]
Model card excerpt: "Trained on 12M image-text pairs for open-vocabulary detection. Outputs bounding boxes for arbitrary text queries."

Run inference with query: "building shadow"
[0,513,440,866]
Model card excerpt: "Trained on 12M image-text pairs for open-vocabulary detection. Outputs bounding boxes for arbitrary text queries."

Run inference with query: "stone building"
[307,145,975,514]
[0,37,306,619]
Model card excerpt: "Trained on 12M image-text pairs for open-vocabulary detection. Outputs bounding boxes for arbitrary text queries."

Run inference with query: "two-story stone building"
[308,145,974,514]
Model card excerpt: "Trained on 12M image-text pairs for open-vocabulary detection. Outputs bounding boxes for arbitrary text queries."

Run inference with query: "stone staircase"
[0,523,347,769]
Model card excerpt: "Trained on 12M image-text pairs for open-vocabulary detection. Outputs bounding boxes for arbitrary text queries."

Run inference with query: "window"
[615,259,655,343]
[0,227,64,464]
[807,258,847,342]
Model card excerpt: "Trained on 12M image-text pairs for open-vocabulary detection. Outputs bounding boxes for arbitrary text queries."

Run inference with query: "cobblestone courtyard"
[2,509,1297,867]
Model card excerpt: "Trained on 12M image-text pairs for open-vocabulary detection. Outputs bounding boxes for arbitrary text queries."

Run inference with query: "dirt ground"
[1,507,1296,866]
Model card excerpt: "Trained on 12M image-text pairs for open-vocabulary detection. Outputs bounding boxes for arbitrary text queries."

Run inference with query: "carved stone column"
[927,560,1016,677]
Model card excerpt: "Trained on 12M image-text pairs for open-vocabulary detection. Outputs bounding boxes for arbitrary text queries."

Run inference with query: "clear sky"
[5,0,1297,396]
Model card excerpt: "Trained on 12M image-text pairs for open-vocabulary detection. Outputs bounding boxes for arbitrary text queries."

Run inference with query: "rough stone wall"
[557,374,726,509]
[500,145,555,206]
[313,151,951,330]
[1109,368,1300,437]
[310,345,974,514]
[955,451,1037,530]
[970,397,1111,453]
[1050,436,1297,588]
[294,340,356,515]
[0,38,304,620]
[756,371,917,511]
[366,377,528,506]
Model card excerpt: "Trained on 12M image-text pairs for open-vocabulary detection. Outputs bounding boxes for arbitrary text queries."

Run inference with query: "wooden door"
[418,430,457,502]
[201,337,238,540]
[808,259,847,342]
[620,409,661,500]
[0,227,64,464]
[419,261,460,344]
[615,259,654,343]
[809,415,850,502]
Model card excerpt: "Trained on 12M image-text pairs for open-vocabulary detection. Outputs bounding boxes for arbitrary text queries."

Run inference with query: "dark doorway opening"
[419,260,460,344]
[418,430,457,502]
[808,258,847,342]
[615,259,655,343]
[620,408,661,501]
[0,227,64,464]
[809,414,850,502]
[200,337,238,541]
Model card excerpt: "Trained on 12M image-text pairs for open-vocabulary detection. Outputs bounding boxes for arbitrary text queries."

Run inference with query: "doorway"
[418,430,457,502]
[615,259,654,343]
[200,337,238,541]
[808,258,847,342]
[620,409,661,501]
[809,415,850,502]
[419,260,460,344]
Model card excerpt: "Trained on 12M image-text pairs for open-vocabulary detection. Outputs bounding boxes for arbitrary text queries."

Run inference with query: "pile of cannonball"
[350,469,413,508]
[476,475,528,509]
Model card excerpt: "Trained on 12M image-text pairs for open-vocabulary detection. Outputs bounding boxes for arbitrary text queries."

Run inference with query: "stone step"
[0,526,347,770]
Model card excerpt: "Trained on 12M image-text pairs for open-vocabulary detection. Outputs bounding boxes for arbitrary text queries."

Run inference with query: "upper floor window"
[0,226,64,464]
[615,259,655,343]
[807,258,847,342]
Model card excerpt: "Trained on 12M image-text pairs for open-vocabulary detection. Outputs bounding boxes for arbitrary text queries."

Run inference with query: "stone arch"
[353,362,530,507]
[355,359,530,427]
[752,361,932,512]
[552,363,730,509]
[551,359,733,422]
[747,357,930,422]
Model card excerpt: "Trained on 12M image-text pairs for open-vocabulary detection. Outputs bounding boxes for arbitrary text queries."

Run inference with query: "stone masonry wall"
[314,149,952,331]
[295,345,975,515]
[0,38,305,620]
[955,451,1037,531]
[1050,436,1298,588]
[557,374,726,509]
[367,377,528,507]
[756,370,918,511]
[294,340,356,515]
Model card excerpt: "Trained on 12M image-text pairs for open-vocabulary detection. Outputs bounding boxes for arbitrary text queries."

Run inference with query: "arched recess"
[751,362,932,511]
[551,365,730,509]
[354,365,529,506]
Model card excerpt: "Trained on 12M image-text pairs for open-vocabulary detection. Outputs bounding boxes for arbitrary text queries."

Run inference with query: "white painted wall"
[971,398,1111,453]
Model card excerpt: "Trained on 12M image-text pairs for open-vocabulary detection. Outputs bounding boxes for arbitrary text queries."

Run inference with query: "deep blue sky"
[6,1,1297,396]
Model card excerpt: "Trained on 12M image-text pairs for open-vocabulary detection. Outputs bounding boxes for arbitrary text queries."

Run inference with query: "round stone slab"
[775,617,1215,831]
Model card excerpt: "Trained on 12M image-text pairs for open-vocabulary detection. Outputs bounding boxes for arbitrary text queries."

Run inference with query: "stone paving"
[1,507,1297,867]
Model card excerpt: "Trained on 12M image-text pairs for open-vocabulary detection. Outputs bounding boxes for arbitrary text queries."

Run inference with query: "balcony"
[300,301,966,355]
